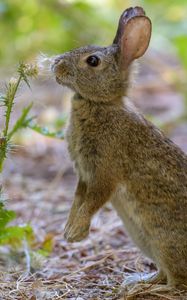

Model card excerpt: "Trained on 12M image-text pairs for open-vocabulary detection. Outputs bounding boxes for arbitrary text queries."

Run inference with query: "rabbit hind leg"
[167,272,187,291]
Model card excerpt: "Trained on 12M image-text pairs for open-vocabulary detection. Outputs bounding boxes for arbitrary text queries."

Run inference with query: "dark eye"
[86,55,100,67]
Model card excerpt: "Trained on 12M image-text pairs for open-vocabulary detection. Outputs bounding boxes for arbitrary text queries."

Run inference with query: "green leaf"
[37,233,54,257]
[174,35,187,70]
[8,102,33,140]
[0,204,16,228]
[28,121,64,139]
[0,224,34,248]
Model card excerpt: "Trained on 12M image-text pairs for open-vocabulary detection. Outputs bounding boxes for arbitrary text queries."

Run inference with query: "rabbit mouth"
[51,61,73,86]
[55,75,74,90]
[51,59,70,75]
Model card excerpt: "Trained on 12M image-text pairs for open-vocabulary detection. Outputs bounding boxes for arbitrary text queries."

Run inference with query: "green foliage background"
[0,0,187,69]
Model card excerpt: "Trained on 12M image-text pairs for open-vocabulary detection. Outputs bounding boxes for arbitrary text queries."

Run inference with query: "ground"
[0,51,187,300]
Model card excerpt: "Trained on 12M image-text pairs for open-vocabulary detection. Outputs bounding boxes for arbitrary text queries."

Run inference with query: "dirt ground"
[0,50,187,300]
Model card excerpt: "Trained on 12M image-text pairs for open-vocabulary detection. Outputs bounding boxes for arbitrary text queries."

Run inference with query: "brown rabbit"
[52,7,187,291]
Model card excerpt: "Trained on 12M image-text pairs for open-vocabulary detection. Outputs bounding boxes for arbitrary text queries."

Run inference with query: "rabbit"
[51,6,187,291]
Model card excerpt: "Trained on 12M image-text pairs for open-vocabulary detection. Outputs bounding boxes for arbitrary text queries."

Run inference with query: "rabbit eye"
[86,55,100,67]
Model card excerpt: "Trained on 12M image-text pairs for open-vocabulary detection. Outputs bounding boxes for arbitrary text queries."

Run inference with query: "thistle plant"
[0,62,65,248]
[0,61,65,172]
[0,63,38,247]
[0,63,38,172]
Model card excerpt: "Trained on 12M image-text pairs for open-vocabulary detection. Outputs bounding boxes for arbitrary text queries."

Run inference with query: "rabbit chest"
[66,109,99,182]
[65,98,124,183]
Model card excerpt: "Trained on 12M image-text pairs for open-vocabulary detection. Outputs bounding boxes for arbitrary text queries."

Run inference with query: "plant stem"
[0,139,6,172]
[3,75,22,138]
[0,73,23,173]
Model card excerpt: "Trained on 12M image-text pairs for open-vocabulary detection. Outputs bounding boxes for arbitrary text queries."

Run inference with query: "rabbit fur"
[52,6,187,290]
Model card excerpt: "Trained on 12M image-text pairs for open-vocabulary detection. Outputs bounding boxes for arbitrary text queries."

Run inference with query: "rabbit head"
[52,6,151,102]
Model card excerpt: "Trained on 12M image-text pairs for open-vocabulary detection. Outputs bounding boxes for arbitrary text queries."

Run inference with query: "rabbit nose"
[54,55,64,65]
[51,55,64,73]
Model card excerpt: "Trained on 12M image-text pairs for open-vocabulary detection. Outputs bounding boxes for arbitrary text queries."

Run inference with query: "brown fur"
[52,7,187,290]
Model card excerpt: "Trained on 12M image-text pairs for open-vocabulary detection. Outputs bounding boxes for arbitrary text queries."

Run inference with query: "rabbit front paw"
[64,217,90,242]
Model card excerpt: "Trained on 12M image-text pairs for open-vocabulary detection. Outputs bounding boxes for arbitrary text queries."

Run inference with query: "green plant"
[0,63,38,248]
[0,63,36,171]
[0,62,65,249]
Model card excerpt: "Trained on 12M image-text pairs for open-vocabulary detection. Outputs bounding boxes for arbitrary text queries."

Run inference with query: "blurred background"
[0,0,187,69]
[0,2,187,298]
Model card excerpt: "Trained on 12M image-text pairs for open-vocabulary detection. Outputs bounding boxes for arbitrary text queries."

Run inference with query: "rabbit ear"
[113,6,146,44]
[113,7,152,67]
